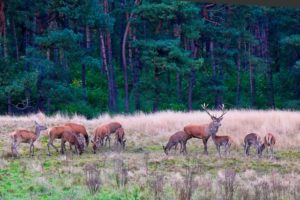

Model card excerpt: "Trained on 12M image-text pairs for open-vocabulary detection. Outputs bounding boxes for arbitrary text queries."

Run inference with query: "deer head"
[34,121,47,136]
[201,103,227,134]
[74,134,85,155]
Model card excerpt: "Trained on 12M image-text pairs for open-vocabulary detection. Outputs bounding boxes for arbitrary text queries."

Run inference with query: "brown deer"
[163,131,192,155]
[244,133,265,157]
[10,121,47,157]
[115,127,126,150]
[183,103,227,155]
[264,133,276,158]
[47,125,76,156]
[91,122,122,153]
[60,131,85,155]
[64,122,89,147]
[211,134,234,157]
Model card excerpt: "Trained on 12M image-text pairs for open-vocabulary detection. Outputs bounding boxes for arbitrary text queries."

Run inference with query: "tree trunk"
[82,64,87,100]
[81,25,90,101]
[7,94,12,115]
[248,44,256,108]
[176,73,182,103]
[132,28,141,111]
[174,23,182,104]
[106,32,118,112]
[188,40,198,111]
[235,38,241,107]
[0,0,7,58]
[153,65,159,112]
[210,40,220,108]
[261,19,275,108]
[12,19,19,60]
[99,32,113,112]
[122,0,141,112]
[86,25,91,49]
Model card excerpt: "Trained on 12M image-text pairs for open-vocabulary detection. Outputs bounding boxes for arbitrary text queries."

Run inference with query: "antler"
[201,103,216,119]
[217,104,227,119]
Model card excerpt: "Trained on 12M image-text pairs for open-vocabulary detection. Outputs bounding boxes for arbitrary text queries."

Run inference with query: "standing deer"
[211,134,234,157]
[244,133,265,157]
[183,103,227,155]
[47,125,75,156]
[91,122,122,153]
[264,133,276,158]
[115,127,126,150]
[163,131,192,155]
[60,131,85,155]
[64,122,89,147]
[10,121,47,157]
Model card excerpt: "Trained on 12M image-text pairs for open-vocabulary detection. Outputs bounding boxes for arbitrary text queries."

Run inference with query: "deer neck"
[35,127,42,140]
[208,122,219,135]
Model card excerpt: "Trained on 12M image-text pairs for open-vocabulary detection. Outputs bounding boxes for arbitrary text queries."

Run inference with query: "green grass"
[1,144,300,200]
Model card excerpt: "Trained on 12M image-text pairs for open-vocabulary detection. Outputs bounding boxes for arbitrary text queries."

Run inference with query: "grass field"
[0,110,300,199]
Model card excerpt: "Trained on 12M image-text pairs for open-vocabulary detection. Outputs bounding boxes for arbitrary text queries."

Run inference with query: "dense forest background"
[0,0,299,118]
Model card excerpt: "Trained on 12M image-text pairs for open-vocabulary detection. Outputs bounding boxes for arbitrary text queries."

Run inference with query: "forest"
[0,0,299,118]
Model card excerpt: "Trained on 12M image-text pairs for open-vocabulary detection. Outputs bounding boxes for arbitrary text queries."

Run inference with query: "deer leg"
[74,145,79,155]
[107,136,111,148]
[245,144,250,156]
[270,146,274,158]
[227,143,231,156]
[11,141,16,157]
[178,142,182,154]
[13,141,21,157]
[60,140,65,154]
[203,139,208,155]
[217,145,221,158]
[69,143,73,152]
[30,142,34,156]
[256,145,261,158]
[47,139,59,156]
[183,141,188,155]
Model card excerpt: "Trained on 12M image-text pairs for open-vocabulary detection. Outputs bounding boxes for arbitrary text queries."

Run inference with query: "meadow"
[0,110,300,200]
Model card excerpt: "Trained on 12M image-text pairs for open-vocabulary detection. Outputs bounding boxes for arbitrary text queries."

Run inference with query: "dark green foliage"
[0,0,299,116]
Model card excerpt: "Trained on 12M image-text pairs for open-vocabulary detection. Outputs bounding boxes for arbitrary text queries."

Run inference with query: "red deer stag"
[264,133,276,158]
[211,134,234,157]
[163,131,192,155]
[10,121,47,157]
[60,131,85,155]
[64,122,89,147]
[91,122,122,153]
[183,103,227,155]
[115,127,126,150]
[244,133,265,157]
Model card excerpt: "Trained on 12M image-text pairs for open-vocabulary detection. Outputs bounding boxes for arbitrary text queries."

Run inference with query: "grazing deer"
[60,131,85,155]
[264,133,276,158]
[10,121,47,157]
[163,131,192,155]
[91,122,122,153]
[47,125,76,156]
[211,134,234,157]
[64,122,89,147]
[115,127,126,150]
[244,133,265,157]
[183,103,227,155]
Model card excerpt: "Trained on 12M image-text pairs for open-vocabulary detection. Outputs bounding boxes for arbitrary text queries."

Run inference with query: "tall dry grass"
[0,110,299,148]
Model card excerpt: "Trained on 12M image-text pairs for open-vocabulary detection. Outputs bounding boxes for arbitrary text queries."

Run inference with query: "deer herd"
[9,104,276,159]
